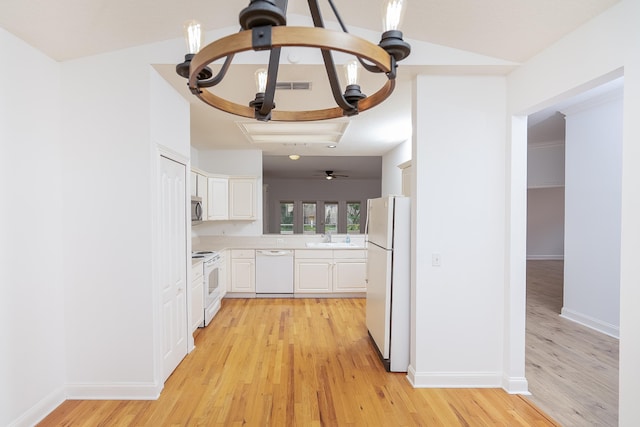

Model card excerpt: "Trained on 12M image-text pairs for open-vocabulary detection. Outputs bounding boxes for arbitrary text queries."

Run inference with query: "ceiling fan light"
[326,175,333,180]
[288,154,300,160]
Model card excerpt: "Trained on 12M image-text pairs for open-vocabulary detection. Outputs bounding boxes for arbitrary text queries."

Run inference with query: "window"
[302,203,317,234]
[324,202,338,233]
[346,202,361,233]
[274,199,367,234]
[280,202,294,234]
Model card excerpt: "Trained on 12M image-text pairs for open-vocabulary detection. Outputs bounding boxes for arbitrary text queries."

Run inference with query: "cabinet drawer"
[231,249,255,259]
[295,249,332,259]
[333,249,366,259]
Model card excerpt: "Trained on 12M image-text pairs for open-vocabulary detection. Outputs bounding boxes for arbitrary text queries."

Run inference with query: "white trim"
[157,145,189,165]
[65,382,163,400]
[8,387,65,427]
[560,308,620,339]
[560,86,624,116]
[502,375,530,395]
[406,369,502,388]
[526,255,564,261]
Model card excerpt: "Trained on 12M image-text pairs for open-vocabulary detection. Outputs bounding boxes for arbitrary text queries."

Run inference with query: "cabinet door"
[295,259,332,293]
[334,260,367,292]
[231,258,255,292]
[197,174,209,220]
[229,177,256,220]
[208,177,229,220]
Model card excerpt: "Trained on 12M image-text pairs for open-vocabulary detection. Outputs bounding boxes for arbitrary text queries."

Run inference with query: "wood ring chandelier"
[176,0,411,122]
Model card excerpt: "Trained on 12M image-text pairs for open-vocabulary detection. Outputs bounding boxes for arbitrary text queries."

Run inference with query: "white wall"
[263,177,381,233]
[527,187,565,259]
[562,94,622,337]
[0,27,67,427]
[409,75,506,387]
[507,1,640,423]
[193,149,263,236]
[381,139,411,197]
[59,38,189,399]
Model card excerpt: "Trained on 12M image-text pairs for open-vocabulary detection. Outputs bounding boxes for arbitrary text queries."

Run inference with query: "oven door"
[203,258,222,326]
[205,262,220,301]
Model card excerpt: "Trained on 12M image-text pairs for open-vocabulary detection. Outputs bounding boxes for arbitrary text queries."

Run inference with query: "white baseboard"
[502,375,530,395]
[560,308,620,338]
[9,386,65,427]
[526,255,564,261]
[65,382,163,400]
[406,367,502,388]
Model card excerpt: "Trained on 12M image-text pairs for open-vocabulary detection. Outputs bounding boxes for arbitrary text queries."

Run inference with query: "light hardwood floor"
[525,260,619,426]
[40,298,558,426]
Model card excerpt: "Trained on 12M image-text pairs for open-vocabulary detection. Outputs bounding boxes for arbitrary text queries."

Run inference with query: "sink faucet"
[322,232,332,243]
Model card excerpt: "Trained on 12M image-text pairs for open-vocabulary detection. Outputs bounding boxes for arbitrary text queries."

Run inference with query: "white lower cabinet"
[333,250,367,292]
[295,260,333,292]
[294,249,367,293]
[230,249,255,292]
[191,263,204,332]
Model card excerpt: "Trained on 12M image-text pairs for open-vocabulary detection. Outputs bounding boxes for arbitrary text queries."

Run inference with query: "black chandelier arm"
[307,0,359,113]
[258,47,282,119]
[327,0,348,33]
[195,53,236,89]
[320,48,359,114]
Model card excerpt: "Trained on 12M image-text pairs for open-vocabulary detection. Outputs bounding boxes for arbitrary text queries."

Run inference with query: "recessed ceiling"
[237,121,349,147]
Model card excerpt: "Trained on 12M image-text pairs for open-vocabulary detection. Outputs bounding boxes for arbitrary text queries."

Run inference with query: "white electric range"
[192,250,223,326]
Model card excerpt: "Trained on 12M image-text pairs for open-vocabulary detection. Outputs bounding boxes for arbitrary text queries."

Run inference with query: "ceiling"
[0,0,618,62]
[0,0,621,179]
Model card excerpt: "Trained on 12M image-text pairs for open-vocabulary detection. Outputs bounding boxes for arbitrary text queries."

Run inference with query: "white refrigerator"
[365,195,410,372]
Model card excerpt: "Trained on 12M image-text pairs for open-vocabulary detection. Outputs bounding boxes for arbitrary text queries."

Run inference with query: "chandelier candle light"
[176,0,410,122]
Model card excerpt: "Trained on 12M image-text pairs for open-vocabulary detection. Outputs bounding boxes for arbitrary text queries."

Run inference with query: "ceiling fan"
[321,170,349,180]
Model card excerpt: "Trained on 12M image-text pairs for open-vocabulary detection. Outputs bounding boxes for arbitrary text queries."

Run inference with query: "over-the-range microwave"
[191,196,203,225]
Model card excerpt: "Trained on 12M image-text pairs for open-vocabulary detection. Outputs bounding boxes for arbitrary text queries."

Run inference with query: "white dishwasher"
[255,250,294,294]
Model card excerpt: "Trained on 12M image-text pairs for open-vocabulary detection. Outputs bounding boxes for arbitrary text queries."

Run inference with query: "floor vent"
[276,81,312,90]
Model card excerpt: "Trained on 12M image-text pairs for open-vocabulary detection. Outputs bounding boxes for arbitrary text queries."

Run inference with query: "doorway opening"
[523,77,622,426]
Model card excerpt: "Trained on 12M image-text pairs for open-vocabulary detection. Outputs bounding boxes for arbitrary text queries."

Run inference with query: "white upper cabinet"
[197,173,208,220]
[208,176,229,220]
[229,177,257,220]
[190,171,197,197]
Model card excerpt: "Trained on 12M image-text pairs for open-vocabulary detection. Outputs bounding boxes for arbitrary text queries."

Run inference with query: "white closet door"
[159,156,188,381]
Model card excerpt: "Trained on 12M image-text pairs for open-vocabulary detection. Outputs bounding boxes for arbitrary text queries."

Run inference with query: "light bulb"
[183,20,204,54]
[344,60,360,86]
[382,0,406,32]
[255,68,268,93]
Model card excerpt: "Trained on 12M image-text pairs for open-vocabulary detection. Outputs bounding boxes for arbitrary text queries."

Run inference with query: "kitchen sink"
[305,242,362,248]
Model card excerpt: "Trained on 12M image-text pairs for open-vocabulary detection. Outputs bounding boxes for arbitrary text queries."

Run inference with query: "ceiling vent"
[275,81,312,90]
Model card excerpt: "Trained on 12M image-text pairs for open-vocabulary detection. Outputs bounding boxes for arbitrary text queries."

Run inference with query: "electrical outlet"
[432,253,442,267]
